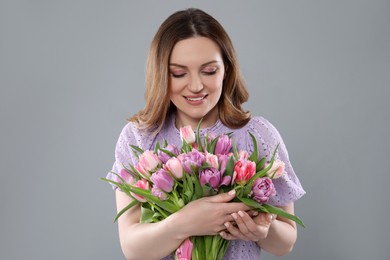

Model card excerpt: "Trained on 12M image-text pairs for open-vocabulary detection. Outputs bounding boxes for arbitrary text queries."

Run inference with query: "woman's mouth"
[184,94,208,104]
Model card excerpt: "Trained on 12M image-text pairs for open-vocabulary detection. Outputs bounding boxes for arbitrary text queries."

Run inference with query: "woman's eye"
[202,68,218,75]
[171,73,186,78]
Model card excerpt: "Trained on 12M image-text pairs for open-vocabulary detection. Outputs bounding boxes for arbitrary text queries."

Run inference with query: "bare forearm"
[119,215,183,259]
[256,218,297,256]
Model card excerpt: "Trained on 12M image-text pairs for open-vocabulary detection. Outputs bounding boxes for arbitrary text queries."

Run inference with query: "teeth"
[187,97,204,101]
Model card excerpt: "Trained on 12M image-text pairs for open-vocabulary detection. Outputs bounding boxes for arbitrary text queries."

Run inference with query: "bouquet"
[102,119,304,260]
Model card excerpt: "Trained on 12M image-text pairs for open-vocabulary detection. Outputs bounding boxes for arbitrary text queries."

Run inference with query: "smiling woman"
[168,37,225,129]
[105,8,305,260]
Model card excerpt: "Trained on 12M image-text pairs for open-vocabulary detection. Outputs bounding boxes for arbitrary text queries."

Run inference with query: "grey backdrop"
[1,1,389,259]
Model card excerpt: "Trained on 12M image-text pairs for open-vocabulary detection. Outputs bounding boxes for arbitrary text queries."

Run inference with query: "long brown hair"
[130,8,251,132]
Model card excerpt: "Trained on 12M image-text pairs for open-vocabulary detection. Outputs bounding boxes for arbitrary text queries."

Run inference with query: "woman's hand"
[169,190,251,238]
[219,211,276,241]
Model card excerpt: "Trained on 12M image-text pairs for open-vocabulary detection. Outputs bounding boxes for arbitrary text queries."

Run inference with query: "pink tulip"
[265,159,286,179]
[214,134,232,154]
[176,238,193,260]
[165,157,184,179]
[136,150,160,176]
[180,125,195,144]
[205,152,219,169]
[232,159,256,185]
[238,150,249,160]
[115,168,135,184]
[130,179,150,202]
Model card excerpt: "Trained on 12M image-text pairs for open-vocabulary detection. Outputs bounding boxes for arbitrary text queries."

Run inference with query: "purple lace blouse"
[107,113,305,260]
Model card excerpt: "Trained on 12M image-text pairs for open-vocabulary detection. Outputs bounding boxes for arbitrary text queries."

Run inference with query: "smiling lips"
[184,94,208,103]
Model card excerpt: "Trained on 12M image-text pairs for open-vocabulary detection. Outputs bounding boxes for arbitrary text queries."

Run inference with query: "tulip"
[215,134,232,155]
[265,159,286,179]
[205,152,219,169]
[199,168,231,190]
[131,179,150,202]
[150,169,174,192]
[180,149,205,173]
[151,186,167,200]
[251,177,276,204]
[136,150,160,176]
[165,157,184,179]
[175,238,193,260]
[114,168,135,184]
[180,125,196,144]
[158,144,180,164]
[232,159,256,185]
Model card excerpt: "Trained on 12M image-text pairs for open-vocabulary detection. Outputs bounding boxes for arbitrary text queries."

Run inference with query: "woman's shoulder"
[117,120,157,151]
[243,115,282,139]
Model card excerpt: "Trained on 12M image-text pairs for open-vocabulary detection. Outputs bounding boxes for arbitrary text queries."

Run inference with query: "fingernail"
[224,222,230,228]
[231,213,238,220]
[228,189,236,195]
[238,211,245,217]
[253,211,259,216]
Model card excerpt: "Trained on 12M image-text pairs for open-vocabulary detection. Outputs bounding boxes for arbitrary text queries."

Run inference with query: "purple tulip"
[151,186,167,200]
[251,177,276,204]
[180,149,205,173]
[199,168,231,190]
[217,154,230,175]
[215,134,232,155]
[115,168,135,184]
[150,169,174,192]
[158,144,180,164]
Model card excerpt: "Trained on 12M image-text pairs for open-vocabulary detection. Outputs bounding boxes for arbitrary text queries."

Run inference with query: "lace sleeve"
[106,123,139,189]
[248,117,306,206]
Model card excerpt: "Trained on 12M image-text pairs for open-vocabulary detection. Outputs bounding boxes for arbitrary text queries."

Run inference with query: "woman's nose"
[187,75,204,93]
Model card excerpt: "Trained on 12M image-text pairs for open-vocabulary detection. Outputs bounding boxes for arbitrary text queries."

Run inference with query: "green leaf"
[127,186,179,213]
[237,197,269,212]
[196,118,204,152]
[232,139,238,160]
[140,205,155,223]
[208,135,220,154]
[159,148,176,157]
[248,132,258,162]
[256,157,266,172]
[192,174,203,200]
[113,200,139,222]
[224,156,235,177]
[262,204,305,227]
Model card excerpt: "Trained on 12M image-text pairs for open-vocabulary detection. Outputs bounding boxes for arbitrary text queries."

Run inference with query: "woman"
[106,8,305,260]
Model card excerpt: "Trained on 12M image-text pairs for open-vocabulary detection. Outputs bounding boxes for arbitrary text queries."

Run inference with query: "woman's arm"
[220,203,297,256]
[116,189,251,260]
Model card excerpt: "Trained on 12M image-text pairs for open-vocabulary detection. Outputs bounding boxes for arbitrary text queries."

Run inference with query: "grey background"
[1,0,389,259]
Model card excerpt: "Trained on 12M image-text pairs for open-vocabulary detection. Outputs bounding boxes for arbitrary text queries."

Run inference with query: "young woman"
[106,8,305,260]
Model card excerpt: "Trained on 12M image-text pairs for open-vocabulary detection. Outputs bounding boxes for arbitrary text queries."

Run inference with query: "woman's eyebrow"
[169,60,221,68]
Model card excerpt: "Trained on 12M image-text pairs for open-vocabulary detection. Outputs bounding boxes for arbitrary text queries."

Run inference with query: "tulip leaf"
[154,141,160,154]
[192,174,203,200]
[196,118,204,152]
[256,157,266,172]
[208,136,220,154]
[128,186,178,213]
[113,200,139,222]
[130,145,144,157]
[232,139,239,160]
[140,205,154,223]
[248,132,258,162]
[237,197,269,212]
[261,204,305,228]
[224,156,235,177]
[159,148,176,158]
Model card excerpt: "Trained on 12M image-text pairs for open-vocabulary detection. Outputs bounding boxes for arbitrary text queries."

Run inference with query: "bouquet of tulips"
[102,120,304,260]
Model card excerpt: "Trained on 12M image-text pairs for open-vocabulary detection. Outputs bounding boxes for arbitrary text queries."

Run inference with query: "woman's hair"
[130,8,251,132]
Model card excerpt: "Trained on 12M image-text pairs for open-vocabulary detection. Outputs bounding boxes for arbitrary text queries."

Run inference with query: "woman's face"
[169,37,225,129]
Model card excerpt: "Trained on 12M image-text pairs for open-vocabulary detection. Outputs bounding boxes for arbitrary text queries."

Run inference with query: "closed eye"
[171,73,186,78]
